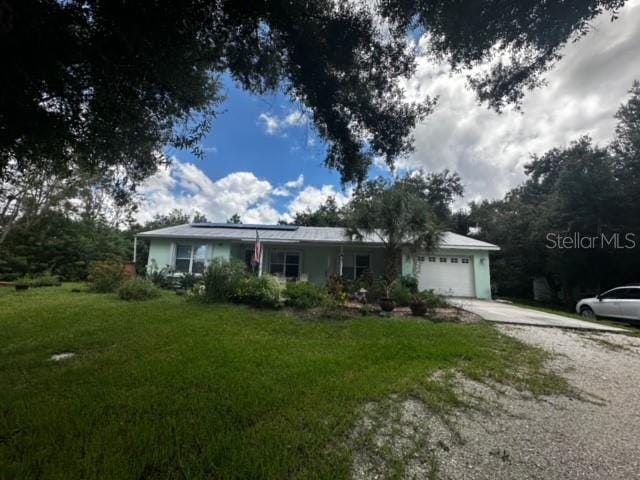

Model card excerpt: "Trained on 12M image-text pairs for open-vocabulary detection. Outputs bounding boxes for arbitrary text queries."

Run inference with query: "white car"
[576,286,640,321]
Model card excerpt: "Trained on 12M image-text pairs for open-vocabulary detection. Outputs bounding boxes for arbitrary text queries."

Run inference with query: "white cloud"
[280,185,351,223]
[400,0,640,204]
[138,161,342,225]
[257,113,281,135]
[285,174,304,189]
[138,158,278,224]
[258,110,310,136]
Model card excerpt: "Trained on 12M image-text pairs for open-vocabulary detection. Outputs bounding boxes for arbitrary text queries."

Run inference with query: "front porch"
[229,243,385,286]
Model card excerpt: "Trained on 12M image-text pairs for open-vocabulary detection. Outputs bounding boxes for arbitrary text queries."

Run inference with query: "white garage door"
[417,255,475,297]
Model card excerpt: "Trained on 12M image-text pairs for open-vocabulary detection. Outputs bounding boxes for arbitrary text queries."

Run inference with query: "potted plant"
[378,279,396,312]
[14,277,31,291]
[409,292,428,316]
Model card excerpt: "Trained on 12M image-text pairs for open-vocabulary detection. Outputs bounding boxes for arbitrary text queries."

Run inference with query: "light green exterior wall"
[147,238,174,271]
[147,237,493,298]
[147,238,230,272]
[402,248,494,300]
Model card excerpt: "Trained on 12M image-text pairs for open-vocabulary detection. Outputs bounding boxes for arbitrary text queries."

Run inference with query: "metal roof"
[137,223,500,251]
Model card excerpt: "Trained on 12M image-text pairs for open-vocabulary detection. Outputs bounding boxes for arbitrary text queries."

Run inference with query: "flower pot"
[379,297,396,312]
[410,302,428,316]
[15,284,29,291]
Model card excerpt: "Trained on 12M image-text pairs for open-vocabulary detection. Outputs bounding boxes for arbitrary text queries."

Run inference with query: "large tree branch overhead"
[0,0,625,187]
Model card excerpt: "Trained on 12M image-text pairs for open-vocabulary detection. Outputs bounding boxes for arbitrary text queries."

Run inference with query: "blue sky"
[139,1,640,224]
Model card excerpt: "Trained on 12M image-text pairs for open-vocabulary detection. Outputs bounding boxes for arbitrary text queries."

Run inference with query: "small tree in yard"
[345,174,446,284]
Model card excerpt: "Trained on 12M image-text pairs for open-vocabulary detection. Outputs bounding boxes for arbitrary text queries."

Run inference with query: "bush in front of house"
[400,275,419,294]
[203,258,248,303]
[148,266,177,290]
[117,278,162,301]
[392,283,413,307]
[414,289,448,309]
[233,275,281,308]
[88,260,124,293]
[284,282,327,309]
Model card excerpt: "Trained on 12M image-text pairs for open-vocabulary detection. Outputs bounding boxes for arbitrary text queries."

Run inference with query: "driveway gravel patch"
[352,326,640,479]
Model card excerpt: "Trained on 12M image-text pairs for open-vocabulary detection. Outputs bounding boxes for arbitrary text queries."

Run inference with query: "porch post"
[258,245,264,277]
[133,236,138,263]
[339,245,344,277]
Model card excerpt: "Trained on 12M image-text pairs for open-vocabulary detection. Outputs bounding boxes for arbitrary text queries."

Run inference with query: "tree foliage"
[1,0,626,189]
[288,197,345,227]
[345,174,445,282]
[466,81,640,303]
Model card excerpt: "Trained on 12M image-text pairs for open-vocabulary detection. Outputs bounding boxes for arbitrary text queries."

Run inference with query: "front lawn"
[1,285,564,479]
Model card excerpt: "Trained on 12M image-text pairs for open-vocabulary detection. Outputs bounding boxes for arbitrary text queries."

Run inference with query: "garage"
[417,255,475,297]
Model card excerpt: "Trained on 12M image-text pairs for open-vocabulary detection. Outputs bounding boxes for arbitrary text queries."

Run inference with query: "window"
[461,258,470,264]
[270,251,300,280]
[624,289,640,299]
[174,244,208,274]
[450,258,459,263]
[417,255,425,262]
[439,257,447,263]
[342,254,370,280]
[601,288,627,300]
[192,245,207,274]
[428,257,436,263]
[175,245,192,273]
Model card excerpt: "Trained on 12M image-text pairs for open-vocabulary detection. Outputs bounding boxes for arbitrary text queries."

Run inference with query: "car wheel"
[580,306,596,319]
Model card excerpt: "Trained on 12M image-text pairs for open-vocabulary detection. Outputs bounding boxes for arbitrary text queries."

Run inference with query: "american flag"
[252,229,262,267]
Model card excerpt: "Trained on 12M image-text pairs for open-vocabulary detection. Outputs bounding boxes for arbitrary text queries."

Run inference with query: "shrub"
[392,283,413,307]
[326,274,348,303]
[117,278,162,301]
[203,258,247,303]
[234,275,281,308]
[30,274,61,287]
[88,260,124,293]
[400,275,418,294]
[179,273,197,291]
[284,282,327,309]
[14,277,32,287]
[414,289,448,309]
[148,266,178,290]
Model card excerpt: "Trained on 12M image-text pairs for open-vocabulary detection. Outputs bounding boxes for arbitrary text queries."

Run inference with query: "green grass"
[1,284,566,479]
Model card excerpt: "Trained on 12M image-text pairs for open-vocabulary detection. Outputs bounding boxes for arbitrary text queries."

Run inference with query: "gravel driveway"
[353,326,640,479]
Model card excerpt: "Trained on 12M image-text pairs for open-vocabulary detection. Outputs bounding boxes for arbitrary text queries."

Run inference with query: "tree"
[1,0,625,189]
[345,175,441,283]
[289,197,345,227]
[469,133,634,304]
[422,170,464,225]
[612,80,640,230]
[192,212,208,224]
[227,214,242,224]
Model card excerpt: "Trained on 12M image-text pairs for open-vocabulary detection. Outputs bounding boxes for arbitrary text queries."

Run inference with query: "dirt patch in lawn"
[351,326,640,480]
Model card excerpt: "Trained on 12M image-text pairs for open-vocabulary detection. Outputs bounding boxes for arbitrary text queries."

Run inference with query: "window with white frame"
[174,244,208,274]
[450,257,459,263]
[461,258,470,264]
[439,257,447,263]
[269,251,300,279]
[428,257,436,262]
[342,253,370,280]
[416,255,425,262]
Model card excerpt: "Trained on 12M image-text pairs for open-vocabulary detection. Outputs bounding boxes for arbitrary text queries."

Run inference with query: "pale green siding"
[146,237,493,299]
[147,238,174,271]
[472,252,492,300]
